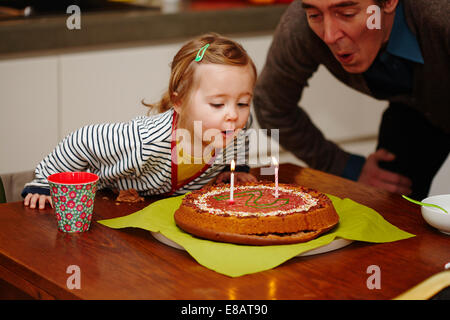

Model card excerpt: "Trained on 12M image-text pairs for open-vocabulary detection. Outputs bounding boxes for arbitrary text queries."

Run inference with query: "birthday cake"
[174,182,339,245]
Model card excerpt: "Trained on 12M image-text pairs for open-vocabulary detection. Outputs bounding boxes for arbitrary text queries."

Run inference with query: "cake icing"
[194,185,319,217]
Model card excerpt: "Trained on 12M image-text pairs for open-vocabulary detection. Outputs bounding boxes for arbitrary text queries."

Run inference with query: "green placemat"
[98,194,414,277]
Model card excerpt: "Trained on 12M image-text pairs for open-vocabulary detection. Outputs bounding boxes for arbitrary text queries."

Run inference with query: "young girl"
[23,33,257,209]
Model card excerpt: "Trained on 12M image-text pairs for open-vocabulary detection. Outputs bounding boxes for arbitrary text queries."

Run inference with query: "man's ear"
[382,0,398,14]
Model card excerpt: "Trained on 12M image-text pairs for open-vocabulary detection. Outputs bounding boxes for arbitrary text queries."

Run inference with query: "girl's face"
[175,63,254,152]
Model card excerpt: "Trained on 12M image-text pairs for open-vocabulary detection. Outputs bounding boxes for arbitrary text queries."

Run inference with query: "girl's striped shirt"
[22,109,249,197]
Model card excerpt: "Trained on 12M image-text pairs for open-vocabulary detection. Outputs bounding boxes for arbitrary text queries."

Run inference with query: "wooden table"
[0,163,449,300]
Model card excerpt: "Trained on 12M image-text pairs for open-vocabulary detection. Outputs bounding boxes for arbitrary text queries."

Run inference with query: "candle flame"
[271,156,278,167]
[231,159,235,171]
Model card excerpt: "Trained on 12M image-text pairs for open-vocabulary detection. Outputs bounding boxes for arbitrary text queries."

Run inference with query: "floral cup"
[47,172,99,233]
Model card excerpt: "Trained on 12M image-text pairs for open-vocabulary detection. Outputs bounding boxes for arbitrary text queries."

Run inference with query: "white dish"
[421,194,450,235]
[151,232,353,257]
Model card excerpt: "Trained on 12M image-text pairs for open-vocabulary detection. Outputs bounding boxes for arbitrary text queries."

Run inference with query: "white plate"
[151,232,353,257]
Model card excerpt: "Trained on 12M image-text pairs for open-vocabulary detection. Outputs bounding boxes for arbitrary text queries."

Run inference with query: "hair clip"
[194,43,210,62]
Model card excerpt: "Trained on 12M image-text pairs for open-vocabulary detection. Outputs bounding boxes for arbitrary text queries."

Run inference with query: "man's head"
[302,0,398,73]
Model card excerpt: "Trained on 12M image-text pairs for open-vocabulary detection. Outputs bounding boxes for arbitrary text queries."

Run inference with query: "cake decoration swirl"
[197,185,318,217]
[213,190,290,209]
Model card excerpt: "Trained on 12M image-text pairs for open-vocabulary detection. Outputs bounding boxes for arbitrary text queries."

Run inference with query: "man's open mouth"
[336,53,354,64]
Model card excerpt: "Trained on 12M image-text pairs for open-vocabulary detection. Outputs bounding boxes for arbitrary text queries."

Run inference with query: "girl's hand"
[214,171,258,184]
[24,193,53,210]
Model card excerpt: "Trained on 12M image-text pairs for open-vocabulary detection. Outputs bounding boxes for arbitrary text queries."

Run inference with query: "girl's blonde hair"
[142,33,257,114]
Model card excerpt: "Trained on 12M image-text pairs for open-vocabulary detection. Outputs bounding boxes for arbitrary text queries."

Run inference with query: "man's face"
[302,0,395,73]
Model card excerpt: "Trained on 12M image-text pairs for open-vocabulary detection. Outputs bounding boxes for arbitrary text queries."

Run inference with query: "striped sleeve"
[22,120,143,195]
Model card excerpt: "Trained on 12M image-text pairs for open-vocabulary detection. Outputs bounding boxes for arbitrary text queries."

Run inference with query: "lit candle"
[229,160,235,204]
[272,157,279,198]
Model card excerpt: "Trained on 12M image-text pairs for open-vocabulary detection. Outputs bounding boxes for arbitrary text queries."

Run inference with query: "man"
[253,0,449,199]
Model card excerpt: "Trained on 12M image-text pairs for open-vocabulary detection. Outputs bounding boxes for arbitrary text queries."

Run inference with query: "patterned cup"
[48,172,99,233]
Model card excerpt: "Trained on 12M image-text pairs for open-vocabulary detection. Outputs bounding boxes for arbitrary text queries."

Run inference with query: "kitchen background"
[0,0,448,201]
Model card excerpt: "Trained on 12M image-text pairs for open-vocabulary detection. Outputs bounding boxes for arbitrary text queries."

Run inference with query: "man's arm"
[253,2,352,176]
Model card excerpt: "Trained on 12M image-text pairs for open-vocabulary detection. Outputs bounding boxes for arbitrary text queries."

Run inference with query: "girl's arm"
[23,120,143,209]
[22,127,94,209]
[22,126,94,198]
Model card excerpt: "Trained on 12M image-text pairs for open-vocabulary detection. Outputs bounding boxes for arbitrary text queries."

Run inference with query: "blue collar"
[386,2,424,64]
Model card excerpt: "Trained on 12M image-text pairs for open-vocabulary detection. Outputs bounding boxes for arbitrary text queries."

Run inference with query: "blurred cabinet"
[0,34,385,173]
[1,34,448,196]
[0,57,58,174]
[0,34,386,175]
[59,43,181,136]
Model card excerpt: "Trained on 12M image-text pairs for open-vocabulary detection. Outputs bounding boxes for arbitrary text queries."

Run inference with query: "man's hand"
[24,193,53,210]
[358,149,412,195]
[214,171,258,184]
